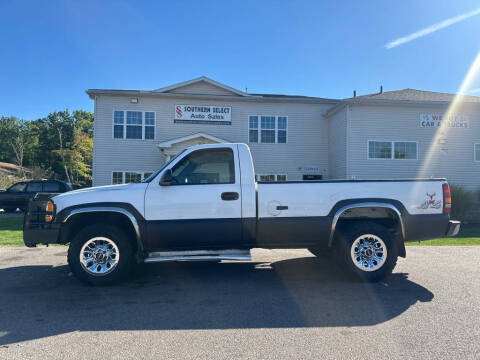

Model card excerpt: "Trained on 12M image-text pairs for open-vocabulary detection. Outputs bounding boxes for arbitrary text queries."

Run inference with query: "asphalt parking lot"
[0,247,478,360]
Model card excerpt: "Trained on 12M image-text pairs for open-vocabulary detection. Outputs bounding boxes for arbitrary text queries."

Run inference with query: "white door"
[144,145,243,250]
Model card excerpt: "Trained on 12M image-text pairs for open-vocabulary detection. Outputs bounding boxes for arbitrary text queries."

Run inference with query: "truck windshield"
[142,150,186,183]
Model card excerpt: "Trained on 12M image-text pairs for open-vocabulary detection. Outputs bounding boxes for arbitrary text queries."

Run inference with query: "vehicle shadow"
[0,256,433,345]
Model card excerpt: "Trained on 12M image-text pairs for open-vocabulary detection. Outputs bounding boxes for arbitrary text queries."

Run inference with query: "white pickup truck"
[24,143,460,285]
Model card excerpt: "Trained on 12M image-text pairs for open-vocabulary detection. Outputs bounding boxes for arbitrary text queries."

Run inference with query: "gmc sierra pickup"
[24,143,460,285]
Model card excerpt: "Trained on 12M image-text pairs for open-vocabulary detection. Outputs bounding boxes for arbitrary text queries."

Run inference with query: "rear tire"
[68,224,135,286]
[334,222,398,282]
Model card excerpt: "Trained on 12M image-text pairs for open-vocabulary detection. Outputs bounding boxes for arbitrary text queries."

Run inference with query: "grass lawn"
[0,215,479,247]
[0,215,24,246]
[405,226,480,246]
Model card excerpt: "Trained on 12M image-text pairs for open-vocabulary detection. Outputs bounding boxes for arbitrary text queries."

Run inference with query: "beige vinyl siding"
[328,106,347,179]
[347,104,480,189]
[92,95,331,186]
[165,81,237,96]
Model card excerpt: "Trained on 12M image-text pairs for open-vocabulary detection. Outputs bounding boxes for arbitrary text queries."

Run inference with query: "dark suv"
[0,180,71,213]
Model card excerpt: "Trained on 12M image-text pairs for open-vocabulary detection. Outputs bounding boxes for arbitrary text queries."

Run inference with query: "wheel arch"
[58,207,143,254]
[328,201,406,258]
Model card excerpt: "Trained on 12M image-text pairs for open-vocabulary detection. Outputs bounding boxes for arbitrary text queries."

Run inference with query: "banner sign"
[420,114,469,129]
[174,104,231,124]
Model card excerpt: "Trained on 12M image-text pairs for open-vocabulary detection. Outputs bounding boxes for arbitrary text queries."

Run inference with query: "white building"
[87,76,480,190]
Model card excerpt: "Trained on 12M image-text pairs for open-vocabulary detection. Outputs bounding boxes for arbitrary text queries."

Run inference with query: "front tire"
[68,224,135,285]
[334,222,398,282]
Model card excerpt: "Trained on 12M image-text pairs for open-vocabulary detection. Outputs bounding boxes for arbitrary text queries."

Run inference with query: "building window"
[368,141,392,159]
[256,174,287,182]
[113,111,124,139]
[112,171,154,184]
[113,111,155,140]
[125,171,142,183]
[145,112,155,139]
[277,117,287,143]
[249,115,288,144]
[249,116,258,143]
[126,111,142,139]
[476,143,480,161]
[261,116,276,143]
[368,141,417,160]
[112,172,123,184]
[394,142,417,159]
[258,174,275,182]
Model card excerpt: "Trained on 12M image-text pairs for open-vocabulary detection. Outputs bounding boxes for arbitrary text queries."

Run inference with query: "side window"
[171,148,235,185]
[26,182,43,192]
[43,182,61,192]
[8,183,26,192]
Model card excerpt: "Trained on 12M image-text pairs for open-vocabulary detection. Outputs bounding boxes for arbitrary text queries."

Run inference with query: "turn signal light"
[45,201,55,222]
[443,183,451,215]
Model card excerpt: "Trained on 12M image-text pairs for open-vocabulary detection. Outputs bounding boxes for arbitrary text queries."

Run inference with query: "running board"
[143,249,251,263]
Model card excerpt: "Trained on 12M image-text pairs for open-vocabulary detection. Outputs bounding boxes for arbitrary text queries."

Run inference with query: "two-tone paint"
[24,143,460,258]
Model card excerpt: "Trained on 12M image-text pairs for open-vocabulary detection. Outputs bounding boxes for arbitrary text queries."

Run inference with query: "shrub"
[449,184,474,222]
[0,174,27,190]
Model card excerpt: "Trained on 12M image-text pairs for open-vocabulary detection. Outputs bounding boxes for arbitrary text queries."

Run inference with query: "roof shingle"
[346,88,480,103]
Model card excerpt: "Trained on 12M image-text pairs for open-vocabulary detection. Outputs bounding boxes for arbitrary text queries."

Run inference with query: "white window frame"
[111,171,155,184]
[249,115,288,144]
[475,143,480,162]
[368,140,418,160]
[256,174,288,182]
[112,110,156,140]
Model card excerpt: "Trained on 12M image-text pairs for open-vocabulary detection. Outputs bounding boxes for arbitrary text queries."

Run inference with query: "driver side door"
[144,146,243,250]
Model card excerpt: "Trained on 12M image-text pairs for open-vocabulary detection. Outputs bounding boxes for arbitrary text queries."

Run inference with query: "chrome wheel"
[350,234,387,272]
[80,237,120,276]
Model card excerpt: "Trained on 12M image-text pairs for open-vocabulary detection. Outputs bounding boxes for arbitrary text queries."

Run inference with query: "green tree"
[0,116,20,164]
[40,111,75,182]
[0,110,93,187]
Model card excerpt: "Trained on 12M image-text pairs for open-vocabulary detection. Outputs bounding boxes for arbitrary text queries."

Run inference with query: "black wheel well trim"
[328,201,406,248]
[59,205,143,253]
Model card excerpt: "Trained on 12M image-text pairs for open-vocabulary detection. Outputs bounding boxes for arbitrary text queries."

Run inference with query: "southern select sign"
[420,114,469,129]
[174,104,231,124]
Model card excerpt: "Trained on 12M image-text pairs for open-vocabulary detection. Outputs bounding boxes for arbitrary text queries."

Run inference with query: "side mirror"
[159,169,174,186]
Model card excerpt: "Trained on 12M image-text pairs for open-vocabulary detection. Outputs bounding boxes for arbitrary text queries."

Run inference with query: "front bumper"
[445,220,461,237]
[23,195,61,247]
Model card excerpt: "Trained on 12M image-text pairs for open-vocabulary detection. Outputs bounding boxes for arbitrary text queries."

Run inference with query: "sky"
[1,0,480,120]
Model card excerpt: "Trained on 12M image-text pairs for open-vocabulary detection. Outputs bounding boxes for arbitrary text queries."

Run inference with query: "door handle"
[276,205,288,210]
[221,192,239,201]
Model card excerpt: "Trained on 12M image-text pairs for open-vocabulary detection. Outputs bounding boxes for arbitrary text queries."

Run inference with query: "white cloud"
[386,7,480,49]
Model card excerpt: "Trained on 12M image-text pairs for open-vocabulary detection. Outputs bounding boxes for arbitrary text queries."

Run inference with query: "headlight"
[45,200,55,222]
